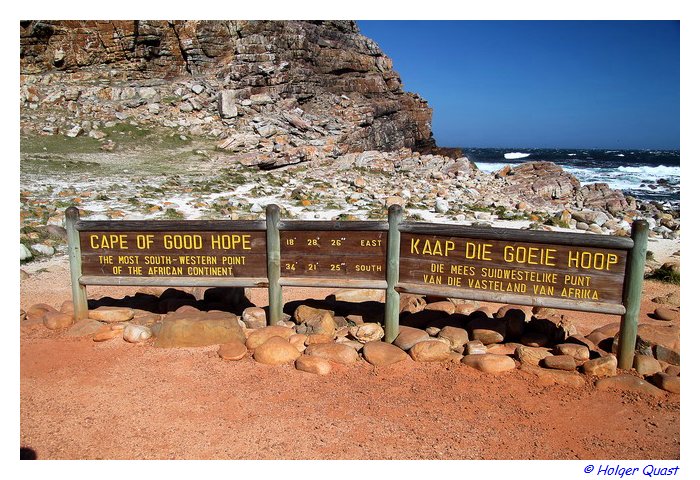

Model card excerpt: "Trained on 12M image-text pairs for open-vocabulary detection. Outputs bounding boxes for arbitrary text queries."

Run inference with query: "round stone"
[253,337,301,365]
[409,340,451,362]
[349,323,384,343]
[245,326,295,350]
[542,355,577,371]
[394,326,430,351]
[653,306,678,321]
[461,354,516,373]
[304,343,359,365]
[362,341,409,366]
[554,343,590,362]
[218,340,247,360]
[582,355,617,377]
[123,324,152,343]
[88,307,135,322]
[295,355,332,375]
[43,311,73,330]
[515,346,552,366]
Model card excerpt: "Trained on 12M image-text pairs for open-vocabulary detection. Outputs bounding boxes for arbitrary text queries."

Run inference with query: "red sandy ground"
[19,262,680,460]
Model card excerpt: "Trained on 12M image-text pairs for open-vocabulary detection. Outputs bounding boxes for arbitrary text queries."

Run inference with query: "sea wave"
[475,162,511,173]
[617,165,680,177]
[504,152,530,160]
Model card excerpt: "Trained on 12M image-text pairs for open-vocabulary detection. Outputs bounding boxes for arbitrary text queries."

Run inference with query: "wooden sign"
[79,230,267,278]
[399,233,628,305]
[280,230,386,280]
[65,205,648,369]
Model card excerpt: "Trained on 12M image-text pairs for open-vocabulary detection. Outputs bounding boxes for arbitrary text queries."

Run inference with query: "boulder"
[253,337,301,365]
[424,301,455,315]
[515,346,552,366]
[218,340,248,360]
[425,327,441,337]
[553,343,590,362]
[305,333,335,345]
[542,355,577,371]
[92,325,122,342]
[633,354,662,376]
[218,90,238,119]
[595,375,664,398]
[289,334,308,353]
[43,311,73,330]
[26,303,57,324]
[349,323,384,343]
[304,343,359,365]
[653,345,680,366]
[294,305,336,336]
[438,326,470,351]
[393,326,430,351]
[409,340,451,362]
[582,355,617,377]
[154,311,246,348]
[332,288,384,303]
[245,326,296,350]
[652,372,680,394]
[88,306,135,322]
[461,354,516,373]
[466,340,487,355]
[362,341,409,366]
[241,307,267,329]
[399,294,426,314]
[467,316,506,345]
[123,324,152,343]
[653,306,678,321]
[295,355,333,375]
[66,319,105,337]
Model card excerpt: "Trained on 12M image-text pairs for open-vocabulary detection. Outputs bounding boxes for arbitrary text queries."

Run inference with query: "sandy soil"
[19,257,680,461]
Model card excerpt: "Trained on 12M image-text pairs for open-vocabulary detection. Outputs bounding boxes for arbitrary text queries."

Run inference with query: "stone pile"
[22,287,680,396]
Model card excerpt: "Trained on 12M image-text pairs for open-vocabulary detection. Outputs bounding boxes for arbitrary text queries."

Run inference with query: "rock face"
[20,20,436,167]
[497,161,629,214]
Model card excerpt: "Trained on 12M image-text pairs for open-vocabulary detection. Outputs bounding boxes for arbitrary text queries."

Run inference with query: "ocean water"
[464,148,680,207]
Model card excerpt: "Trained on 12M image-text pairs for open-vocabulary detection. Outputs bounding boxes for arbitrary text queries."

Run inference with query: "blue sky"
[356,21,680,150]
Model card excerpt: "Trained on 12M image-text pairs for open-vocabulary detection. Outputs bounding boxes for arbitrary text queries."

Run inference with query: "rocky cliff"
[20,20,436,167]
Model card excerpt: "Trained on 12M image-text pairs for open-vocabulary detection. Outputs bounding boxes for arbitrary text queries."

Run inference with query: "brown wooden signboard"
[65,205,647,369]
[80,230,267,278]
[399,233,628,305]
[280,230,386,280]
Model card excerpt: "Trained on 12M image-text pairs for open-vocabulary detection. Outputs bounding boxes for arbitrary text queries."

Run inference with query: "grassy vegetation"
[20,135,103,155]
[647,264,680,284]
[163,208,184,219]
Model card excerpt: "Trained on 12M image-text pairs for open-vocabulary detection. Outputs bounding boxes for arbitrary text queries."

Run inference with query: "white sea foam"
[504,152,530,160]
[617,165,680,177]
[475,162,510,173]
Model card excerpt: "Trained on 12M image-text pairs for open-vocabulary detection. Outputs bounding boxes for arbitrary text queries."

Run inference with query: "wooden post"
[384,205,402,343]
[617,220,649,369]
[266,204,282,325]
[65,207,88,321]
